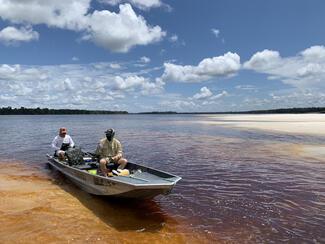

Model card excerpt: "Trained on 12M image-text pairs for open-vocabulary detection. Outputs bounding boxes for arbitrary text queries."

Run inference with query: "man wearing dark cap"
[96,128,127,176]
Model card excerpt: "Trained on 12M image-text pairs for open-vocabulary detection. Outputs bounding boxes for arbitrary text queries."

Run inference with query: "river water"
[0,115,324,243]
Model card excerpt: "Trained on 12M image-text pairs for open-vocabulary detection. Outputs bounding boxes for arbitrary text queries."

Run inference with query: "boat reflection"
[48,168,176,232]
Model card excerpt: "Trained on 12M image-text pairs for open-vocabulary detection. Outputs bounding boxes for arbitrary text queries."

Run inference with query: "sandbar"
[203,113,325,136]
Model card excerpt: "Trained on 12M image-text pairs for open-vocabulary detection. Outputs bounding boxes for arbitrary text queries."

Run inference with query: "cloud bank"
[244,45,325,89]
[1,40,325,111]
[0,62,164,109]
[0,0,165,52]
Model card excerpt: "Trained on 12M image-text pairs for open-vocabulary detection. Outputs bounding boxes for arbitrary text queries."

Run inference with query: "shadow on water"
[45,163,174,233]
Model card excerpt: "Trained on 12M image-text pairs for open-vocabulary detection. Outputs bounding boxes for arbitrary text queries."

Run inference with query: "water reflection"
[48,168,172,232]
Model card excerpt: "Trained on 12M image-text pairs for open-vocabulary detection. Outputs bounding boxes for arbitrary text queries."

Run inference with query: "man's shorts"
[106,162,119,171]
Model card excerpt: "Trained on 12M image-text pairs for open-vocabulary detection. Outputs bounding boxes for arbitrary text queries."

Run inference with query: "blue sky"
[0,0,325,112]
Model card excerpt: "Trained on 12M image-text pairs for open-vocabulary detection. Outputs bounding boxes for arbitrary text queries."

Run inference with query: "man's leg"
[117,158,128,170]
[99,158,109,175]
[58,150,65,161]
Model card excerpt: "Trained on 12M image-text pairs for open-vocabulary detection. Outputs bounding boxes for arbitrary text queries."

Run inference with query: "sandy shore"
[195,113,325,161]
[293,145,325,161]
[204,114,325,136]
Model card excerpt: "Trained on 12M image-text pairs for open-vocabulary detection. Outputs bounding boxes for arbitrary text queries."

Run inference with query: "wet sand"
[200,114,325,161]
[290,144,325,162]
[0,161,218,243]
[204,114,325,136]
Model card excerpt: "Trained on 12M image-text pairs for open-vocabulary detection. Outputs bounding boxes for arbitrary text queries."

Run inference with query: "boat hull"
[47,156,180,199]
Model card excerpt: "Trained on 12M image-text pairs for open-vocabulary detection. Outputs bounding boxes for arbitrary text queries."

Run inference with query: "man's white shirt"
[51,135,75,151]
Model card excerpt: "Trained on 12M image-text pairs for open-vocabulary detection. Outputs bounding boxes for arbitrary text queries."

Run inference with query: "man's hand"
[111,154,121,162]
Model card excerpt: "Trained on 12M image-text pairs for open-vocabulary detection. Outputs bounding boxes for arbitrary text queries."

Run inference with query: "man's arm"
[112,141,122,161]
[51,136,60,151]
[95,142,103,159]
[69,136,75,148]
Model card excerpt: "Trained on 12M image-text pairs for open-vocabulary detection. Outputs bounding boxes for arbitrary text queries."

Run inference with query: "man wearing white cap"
[51,127,75,160]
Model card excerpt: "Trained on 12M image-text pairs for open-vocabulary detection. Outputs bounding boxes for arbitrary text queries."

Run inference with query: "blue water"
[0,114,324,243]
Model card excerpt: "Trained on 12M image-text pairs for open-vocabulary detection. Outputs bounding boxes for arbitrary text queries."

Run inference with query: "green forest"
[0,107,128,115]
[1,106,325,115]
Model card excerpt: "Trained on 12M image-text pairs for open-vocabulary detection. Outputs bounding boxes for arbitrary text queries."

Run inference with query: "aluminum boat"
[46,154,181,199]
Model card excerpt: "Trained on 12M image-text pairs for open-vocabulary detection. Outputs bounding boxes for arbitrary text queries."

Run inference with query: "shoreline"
[203,114,325,136]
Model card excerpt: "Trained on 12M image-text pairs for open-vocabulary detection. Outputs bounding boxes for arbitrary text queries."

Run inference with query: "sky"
[0,0,325,112]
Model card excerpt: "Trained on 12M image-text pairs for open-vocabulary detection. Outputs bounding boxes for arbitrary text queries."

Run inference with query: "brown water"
[0,115,324,243]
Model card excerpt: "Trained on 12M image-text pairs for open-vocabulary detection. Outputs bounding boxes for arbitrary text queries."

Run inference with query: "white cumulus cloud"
[82,4,165,52]
[0,1,165,52]
[114,75,164,94]
[301,45,325,60]
[98,0,162,9]
[160,52,241,83]
[140,56,151,63]
[193,87,213,100]
[0,26,39,45]
[244,45,325,89]
[0,0,90,30]
[243,49,281,71]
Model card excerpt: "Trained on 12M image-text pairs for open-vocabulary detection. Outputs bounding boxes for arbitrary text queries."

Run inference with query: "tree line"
[229,107,325,114]
[0,107,128,115]
[1,106,325,115]
[173,107,325,114]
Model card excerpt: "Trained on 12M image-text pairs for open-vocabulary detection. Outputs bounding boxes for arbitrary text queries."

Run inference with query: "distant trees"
[178,107,325,114]
[240,107,325,114]
[0,107,128,115]
[138,111,178,114]
[1,106,325,115]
